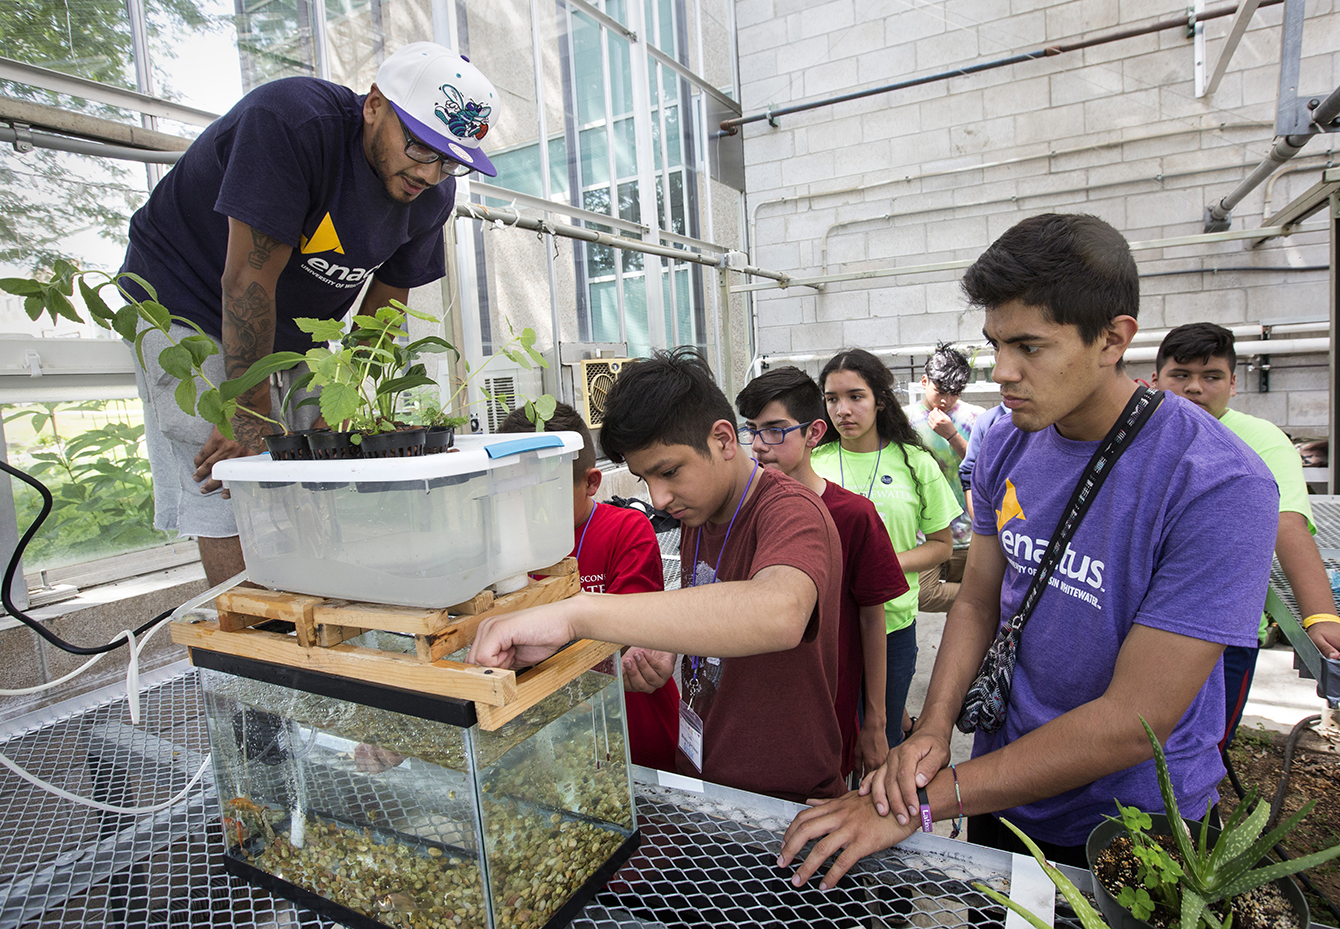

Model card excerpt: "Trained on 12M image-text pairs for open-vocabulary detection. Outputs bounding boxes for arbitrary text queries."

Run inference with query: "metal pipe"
[817,155,1334,275]
[721,0,1282,134]
[1206,82,1340,228]
[748,336,1331,381]
[0,126,184,164]
[454,202,723,268]
[734,220,1329,294]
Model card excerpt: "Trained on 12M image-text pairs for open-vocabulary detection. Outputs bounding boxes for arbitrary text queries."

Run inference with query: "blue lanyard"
[690,459,759,588]
[575,502,599,561]
[837,441,883,499]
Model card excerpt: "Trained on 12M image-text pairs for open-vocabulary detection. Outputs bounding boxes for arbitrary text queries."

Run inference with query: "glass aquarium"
[196,649,638,929]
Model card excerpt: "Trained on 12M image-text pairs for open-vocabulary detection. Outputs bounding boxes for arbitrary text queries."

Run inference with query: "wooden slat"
[216,609,272,633]
[474,639,620,731]
[315,623,365,647]
[421,571,582,663]
[216,589,324,647]
[445,589,494,615]
[530,556,578,577]
[314,601,453,636]
[171,620,517,705]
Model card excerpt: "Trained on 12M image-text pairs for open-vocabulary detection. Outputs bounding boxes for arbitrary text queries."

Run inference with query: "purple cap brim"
[389,100,497,177]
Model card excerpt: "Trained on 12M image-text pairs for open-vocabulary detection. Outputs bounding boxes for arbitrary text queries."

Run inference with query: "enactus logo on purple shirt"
[995,479,1106,600]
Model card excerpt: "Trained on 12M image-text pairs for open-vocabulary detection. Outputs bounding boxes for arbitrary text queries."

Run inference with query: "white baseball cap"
[376,41,499,177]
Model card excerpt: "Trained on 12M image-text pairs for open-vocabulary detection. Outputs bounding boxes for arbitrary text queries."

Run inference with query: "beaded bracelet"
[949,764,964,839]
[1303,613,1340,629]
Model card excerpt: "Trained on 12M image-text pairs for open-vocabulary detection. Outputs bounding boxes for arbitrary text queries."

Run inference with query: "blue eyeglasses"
[738,421,814,446]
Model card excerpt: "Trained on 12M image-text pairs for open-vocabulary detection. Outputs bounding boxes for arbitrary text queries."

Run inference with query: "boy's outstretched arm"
[467,564,818,668]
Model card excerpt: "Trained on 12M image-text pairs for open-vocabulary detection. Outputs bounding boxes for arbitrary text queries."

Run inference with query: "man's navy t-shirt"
[121,77,456,353]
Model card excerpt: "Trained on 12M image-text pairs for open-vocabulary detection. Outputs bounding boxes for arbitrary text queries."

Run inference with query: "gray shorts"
[132,323,318,539]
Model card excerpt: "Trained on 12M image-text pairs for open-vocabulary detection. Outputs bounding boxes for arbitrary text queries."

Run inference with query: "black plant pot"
[1086,814,1310,929]
[263,428,329,462]
[359,427,427,459]
[424,425,455,455]
[307,430,362,461]
[303,430,359,491]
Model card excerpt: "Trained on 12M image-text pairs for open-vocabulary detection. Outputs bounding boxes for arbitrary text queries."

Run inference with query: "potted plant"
[1082,718,1340,929]
[3,263,558,464]
[1,263,307,446]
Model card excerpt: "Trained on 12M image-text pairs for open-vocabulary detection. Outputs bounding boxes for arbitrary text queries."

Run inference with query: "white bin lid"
[212,431,584,483]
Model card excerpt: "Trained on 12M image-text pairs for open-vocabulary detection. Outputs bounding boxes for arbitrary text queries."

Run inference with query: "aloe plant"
[974,818,1112,929]
[1124,716,1340,929]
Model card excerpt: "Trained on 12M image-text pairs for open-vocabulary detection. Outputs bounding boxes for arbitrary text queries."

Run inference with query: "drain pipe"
[721,0,1282,134]
[1205,83,1340,231]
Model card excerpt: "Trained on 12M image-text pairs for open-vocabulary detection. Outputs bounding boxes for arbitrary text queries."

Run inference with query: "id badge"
[677,700,704,772]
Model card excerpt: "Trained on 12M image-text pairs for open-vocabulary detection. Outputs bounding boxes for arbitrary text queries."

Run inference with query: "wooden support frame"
[170,557,600,730]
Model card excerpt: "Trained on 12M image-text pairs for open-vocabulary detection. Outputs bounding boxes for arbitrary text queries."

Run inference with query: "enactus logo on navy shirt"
[298,212,382,288]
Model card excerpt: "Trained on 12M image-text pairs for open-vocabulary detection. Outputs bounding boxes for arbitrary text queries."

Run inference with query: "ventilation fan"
[579,358,633,428]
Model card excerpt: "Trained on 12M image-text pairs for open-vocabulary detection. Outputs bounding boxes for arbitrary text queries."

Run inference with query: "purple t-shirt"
[970,392,1277,845]
[121,77,456,353]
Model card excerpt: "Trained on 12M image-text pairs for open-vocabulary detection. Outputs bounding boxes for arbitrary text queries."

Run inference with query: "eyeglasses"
[396,114,473,176]
[738,421,814,446]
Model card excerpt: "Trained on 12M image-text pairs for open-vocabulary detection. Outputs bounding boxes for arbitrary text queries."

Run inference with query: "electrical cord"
[1,459,173,654]
[1221,718,1340,926]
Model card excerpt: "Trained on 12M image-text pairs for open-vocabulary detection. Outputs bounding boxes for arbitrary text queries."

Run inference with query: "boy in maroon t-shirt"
[736,368,909,782]
[500,404,680,770]
[471,349,846,802]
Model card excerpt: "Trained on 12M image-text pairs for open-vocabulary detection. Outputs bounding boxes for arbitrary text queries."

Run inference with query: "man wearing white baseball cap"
[119,41,499,586]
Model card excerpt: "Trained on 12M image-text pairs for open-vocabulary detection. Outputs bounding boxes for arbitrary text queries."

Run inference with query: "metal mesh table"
[1,662,1080,929]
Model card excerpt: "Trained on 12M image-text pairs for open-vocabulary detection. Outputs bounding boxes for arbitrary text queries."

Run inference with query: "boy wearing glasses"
[736,367,909,781]
[119,41,494,586]
[470,348,847,803]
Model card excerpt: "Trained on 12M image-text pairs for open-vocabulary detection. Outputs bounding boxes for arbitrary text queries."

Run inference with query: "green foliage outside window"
[4,399,170,568]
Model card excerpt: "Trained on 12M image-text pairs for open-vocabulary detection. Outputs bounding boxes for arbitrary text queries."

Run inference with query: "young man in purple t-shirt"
[780,213,1279,885]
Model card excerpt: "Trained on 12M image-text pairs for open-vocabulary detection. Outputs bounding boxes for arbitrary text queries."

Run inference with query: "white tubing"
[0,748,211,815]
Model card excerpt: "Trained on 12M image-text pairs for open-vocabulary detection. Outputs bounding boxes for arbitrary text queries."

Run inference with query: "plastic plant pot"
[360,427,427,459]
[424,425,455,455]
[1085,814,1310,929]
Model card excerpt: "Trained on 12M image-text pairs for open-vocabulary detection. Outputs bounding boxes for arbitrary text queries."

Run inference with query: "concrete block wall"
[736,0,1339,438]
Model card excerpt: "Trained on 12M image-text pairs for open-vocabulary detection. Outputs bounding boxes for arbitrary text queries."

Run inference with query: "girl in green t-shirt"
[811,349,961,748]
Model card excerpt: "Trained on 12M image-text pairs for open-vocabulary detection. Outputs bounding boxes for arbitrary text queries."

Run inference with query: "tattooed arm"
[191,217,293,493]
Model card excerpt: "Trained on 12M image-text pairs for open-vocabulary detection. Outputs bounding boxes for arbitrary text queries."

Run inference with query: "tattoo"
[223,281,276,385]
[246,228,283,271]
[232,408,275,454]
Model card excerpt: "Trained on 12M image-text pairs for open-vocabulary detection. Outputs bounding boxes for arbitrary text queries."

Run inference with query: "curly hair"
[816,349,929,516]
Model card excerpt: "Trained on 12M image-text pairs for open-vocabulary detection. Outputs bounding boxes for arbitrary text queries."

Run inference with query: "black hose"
[1268,714,1322,830]
[1,459,173,655]
[1222,721,1340,926]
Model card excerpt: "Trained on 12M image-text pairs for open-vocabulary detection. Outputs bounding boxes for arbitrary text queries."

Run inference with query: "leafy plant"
[0,263,303,440]
[6,403,169,563]
[974,817,1112,929]
[1102,717,1340,929]
[295,302,452,441]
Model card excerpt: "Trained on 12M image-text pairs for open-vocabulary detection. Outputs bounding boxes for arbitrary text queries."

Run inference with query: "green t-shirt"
[812,440,961,633]
[1219,408,1314,641]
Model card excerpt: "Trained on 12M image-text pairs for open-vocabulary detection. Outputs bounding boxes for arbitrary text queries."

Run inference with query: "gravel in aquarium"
[233,806,625,929]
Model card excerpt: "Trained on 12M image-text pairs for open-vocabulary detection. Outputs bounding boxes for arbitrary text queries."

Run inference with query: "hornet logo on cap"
[436,85,490,141]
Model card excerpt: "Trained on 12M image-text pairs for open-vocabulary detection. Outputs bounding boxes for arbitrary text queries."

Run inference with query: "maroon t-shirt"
[572,503,679,771]
[676,466,845,802]
[820,481,909,778]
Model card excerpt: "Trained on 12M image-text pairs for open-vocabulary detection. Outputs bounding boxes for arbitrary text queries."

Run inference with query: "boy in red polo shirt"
[500,404,679,770]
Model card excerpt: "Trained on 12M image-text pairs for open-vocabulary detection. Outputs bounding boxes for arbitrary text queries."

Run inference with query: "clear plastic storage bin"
[213,433,583,608]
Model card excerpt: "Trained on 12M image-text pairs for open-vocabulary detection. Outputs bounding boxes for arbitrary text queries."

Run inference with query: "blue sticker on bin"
[484,435,565,459]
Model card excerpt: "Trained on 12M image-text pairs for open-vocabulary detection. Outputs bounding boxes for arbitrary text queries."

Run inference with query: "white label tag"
[677,700,704,772]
